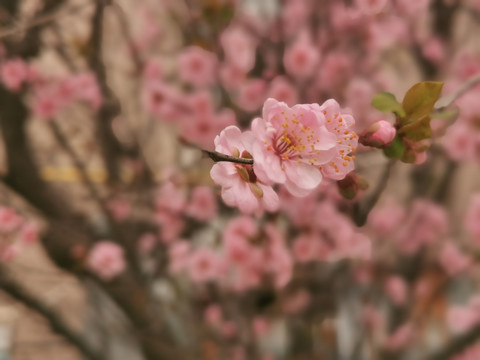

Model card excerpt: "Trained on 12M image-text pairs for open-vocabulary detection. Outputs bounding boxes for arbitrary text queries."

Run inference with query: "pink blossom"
[422,37,446,65]
[330,3,362,31]
[361,305,384,331]
[395,0,430,17]
[439,242,472,276]
[178,46,217,87]
[187,248,222,283]
[19,223,38,245]
[292,233,319,263]
[168,241,191,274]
[70,73,103,110]
[32,90,60,120]
[251,98,339,197]
[317,52,353,91]
[316,99,358,180]
[204,304,223,328]
[283,289,311,314]
[252,317,270,336]
[142,59,163,80]
[367,201,406,237]
[281,0,309,36]
[268,76,299,107]
[185,186,218,221]
[220,26,256,73]
[360,120,396,148]
[155,210,185,243]
[155,181,186,213]
[283,33,320,79]
[210,126,279,214]
[394,200,448,254]
[234,78,267,112]
[0,207,23,232]
[221,321,237,338]
[453,343,480,360]
[384,323,413,351]
[137,233,157,254]
[355,0,388,15]
[219,63,247,90]
[447,305,480,333]
[340,233,371,261]
[87,241,126,281]
[1,58,29,92]
[265,240,293,289]
[385,276,408,306]
[443,123,479,162]
[107,199,131,220]
[223,216,258,243]
[1,246,20,262]
[142,80,186,122]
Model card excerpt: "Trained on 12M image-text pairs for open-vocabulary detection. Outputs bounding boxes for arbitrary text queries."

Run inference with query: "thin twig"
[0,3,92,40]
[203,150,254,165]
[435,73,480,110]
[0,266,104,360]
[354,160,395,226]
[49,121,107,212]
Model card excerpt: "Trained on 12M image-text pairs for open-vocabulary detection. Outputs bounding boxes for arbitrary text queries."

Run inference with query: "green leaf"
[383,136,405,158]
[398,116,432,141]
[371,92,406,118]
[401,81,444,125]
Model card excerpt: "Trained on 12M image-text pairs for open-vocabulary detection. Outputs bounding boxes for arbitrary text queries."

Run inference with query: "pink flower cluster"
[0,206,38,261]
[86,241,126,281]
[210,98,358,213]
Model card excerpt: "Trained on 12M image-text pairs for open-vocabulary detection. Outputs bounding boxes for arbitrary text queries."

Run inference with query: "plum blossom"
[220,26,257,73]
[0,58,30,92]
[315,99,359,180]
[268,76,299,107]
[0,207,23,232]
[251,99,335,196]
[187,248,223,283]
[439,242,472,277]
[385,275,408,306]
[178,46,218,87]
[210,126,279,214]
[234,78,267,112]
[251,98,357,196]
[360,120,396,148]
[87,241,126,281]
[283,32,320,79]
[185,186,218,221]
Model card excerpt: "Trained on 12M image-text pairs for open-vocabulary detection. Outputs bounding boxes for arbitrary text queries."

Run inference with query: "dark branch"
[203,150,254,165]
[354,160,395,226]
[424,323,480,360]
[0,267,104,360]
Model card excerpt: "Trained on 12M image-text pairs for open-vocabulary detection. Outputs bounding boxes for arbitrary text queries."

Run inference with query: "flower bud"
[337,172,369,200]
[360,120,396,148]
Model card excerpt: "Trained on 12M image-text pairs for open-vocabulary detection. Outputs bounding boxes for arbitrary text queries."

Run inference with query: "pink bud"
[360,120,396,148]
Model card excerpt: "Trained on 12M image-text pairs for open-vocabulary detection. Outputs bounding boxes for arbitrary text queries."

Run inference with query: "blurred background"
[0,0,480,359]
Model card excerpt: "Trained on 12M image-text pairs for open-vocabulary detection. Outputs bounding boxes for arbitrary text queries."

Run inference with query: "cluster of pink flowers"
[210,98,358,213]
[86,241,126,281]
[0,206,38,261]
[0,57,102,120]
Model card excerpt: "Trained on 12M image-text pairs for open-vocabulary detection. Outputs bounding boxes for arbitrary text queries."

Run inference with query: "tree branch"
[354,160,395,226]
[424,323,480,360]
[0,266,104,360]
[203,150,254,165]
[0,3,92,40]
[435,73,480,110]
